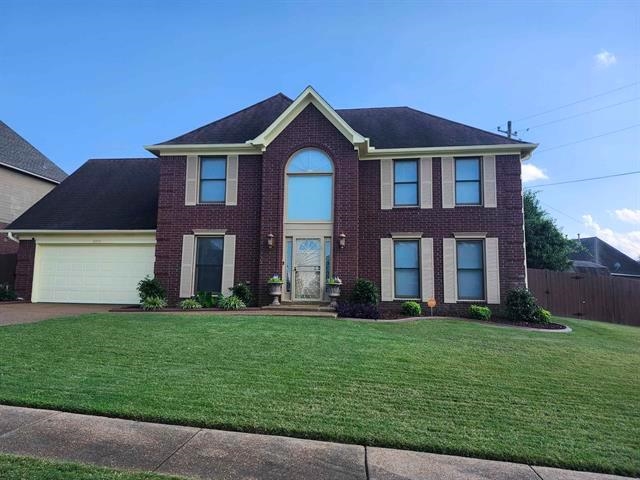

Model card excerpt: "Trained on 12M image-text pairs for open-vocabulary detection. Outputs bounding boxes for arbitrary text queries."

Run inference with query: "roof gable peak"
[248,86,368,151]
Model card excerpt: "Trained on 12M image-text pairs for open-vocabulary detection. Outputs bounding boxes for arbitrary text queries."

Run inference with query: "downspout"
[7,231,19,243]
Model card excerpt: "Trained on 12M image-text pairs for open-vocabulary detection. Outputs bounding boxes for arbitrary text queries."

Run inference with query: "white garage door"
[33,243,155,304]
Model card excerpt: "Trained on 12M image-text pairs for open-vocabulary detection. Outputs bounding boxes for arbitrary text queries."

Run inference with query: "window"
[394,159,418,206]
[456,240,484,300]
[394,240,420,298]
[195,237,224,293]
[286,149,333,221]
[324,237,331,282]
[200,157,226,203]
[455,157,481,205]
[285,237,293,292]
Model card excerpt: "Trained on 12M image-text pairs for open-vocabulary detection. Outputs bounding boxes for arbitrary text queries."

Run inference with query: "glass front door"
[293,238,322,300]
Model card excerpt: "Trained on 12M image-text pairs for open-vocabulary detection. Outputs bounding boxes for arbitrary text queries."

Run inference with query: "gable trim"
[247,86,368,151]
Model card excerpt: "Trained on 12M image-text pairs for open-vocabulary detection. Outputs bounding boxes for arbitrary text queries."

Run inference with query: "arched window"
[286,149,333,221]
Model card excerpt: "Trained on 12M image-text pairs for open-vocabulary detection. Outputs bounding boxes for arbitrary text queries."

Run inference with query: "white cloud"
[614,208,640,225]
[594,49,617,68]
[582,214,640,259]
[521,163,549,183]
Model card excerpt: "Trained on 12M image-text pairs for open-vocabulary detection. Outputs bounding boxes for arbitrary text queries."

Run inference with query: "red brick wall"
[358,155,526,315]
[154,155,263,304]
[14,239,35,300]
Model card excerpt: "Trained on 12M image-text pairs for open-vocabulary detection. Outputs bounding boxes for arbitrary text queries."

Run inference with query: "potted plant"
[267,274,284,306]
[326,275,343,308]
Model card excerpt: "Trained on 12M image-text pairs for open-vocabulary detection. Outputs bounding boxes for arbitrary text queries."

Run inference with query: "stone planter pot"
[327,283,342,308]
[268,283,283,306]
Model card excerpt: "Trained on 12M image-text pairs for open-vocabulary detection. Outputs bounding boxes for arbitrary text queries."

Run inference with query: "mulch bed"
[485,318,567,330]
[109,305,263,313]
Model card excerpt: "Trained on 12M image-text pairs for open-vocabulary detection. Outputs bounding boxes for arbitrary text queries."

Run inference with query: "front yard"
[0,314,637,476]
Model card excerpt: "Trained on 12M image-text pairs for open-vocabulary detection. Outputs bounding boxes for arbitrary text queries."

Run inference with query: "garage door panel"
[34,243,155,304]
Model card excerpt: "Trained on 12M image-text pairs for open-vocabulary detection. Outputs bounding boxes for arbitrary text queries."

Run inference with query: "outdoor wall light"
[267,233,274,249]
[339,233,346,249]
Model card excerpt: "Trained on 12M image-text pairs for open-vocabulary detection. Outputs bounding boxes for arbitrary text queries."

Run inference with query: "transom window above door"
[286,149,334,222]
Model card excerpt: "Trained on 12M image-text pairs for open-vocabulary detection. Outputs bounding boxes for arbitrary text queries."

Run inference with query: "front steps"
[261,303,337,318]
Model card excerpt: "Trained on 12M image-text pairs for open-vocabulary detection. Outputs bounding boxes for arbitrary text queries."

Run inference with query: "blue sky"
[2,0,639,257]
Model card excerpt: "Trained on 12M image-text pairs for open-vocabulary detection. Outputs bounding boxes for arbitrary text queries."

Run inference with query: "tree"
[523,190,579,271]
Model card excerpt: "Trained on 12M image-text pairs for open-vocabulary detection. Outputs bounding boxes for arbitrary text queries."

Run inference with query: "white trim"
[362,144,535,160]
[5,229,156,237]
[249,86,368,151]
[192,229,227,235]
[391,232,423,238]
[145,144,261,156]
[453,232,488,238]
[0,161,62,185]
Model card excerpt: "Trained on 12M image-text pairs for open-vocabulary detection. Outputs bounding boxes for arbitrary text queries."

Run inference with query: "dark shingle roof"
[336,107,527,148]
[0,120,67,183]
[159,93,293,145]
[6,158,159,230]
[570,237,640,277]
[157,93,528,148]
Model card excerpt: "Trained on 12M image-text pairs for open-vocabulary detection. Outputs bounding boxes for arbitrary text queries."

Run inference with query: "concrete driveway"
[0,303,114,326]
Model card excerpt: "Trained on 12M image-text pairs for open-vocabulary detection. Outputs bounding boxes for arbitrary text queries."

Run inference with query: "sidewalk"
[0,405,635,480]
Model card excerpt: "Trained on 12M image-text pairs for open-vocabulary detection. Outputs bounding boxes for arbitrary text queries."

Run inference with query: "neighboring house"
[0,121,66,288]
[0,121,67,254]
[570,236,640,279]
[7,87,537,311]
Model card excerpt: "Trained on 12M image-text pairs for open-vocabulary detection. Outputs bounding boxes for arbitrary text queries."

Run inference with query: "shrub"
[230,282,253,306]
[505,288,541,323]
[336,302,380,320]
[536,307,552,324]
[218,295,246,310]
[137,276,166,302]
[350,278,379,305]
[0,286,17,302]
[180,298,202,310]
[469,304,492,321]
[141,295,167,311]
[195,291,218,308]
[401,301,422,316]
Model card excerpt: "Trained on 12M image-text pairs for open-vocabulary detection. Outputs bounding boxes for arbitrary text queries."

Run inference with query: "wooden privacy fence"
[527,268,640,326]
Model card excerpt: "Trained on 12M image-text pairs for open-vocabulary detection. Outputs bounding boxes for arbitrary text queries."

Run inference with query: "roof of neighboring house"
[6,158,159,231]
[570,237,640,277]
[0,120,67,183]
[569,260,611,276]
[158,92,528,148]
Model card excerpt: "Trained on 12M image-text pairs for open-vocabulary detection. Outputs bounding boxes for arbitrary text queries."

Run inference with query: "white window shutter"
[483,155,497,208]
[441,157,455,209]
[226,155,239,206]
[185,156,198,206]
[420,238,434,301]
[380,238,394,301]
[420,157,433,209]
[179,235,195,298]
[221,234,236,294]
[380,159,393,210]
[486,238,500,304]
[443,238,457,303]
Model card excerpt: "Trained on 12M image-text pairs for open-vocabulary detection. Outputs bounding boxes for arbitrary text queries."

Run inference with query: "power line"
[539,201,585,226]
[523,97,640,131]
[534,124,640,154]
[512,81,640,124]
[525,170,640,188]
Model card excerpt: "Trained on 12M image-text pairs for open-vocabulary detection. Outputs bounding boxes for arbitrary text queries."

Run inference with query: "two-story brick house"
[7,87,536,311]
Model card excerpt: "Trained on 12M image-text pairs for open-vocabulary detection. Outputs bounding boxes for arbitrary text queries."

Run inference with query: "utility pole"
[497,120,516,139]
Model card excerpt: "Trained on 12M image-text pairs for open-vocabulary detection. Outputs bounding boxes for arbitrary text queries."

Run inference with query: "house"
[0,121,66,286]
[570,236,640,279]
[6,87,537,312]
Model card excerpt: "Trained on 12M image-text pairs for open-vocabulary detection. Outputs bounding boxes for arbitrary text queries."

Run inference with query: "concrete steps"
[261,303,337,318]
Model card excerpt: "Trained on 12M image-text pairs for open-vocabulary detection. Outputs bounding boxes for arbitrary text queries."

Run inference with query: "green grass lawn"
[0,314,638,476]
[0,454,183,480]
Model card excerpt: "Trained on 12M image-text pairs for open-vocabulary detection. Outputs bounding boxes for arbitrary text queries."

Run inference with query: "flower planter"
[327,283,342,308]
[268,283,283,306]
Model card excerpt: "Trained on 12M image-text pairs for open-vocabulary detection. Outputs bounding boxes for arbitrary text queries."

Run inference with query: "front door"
[293,238,322,301]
